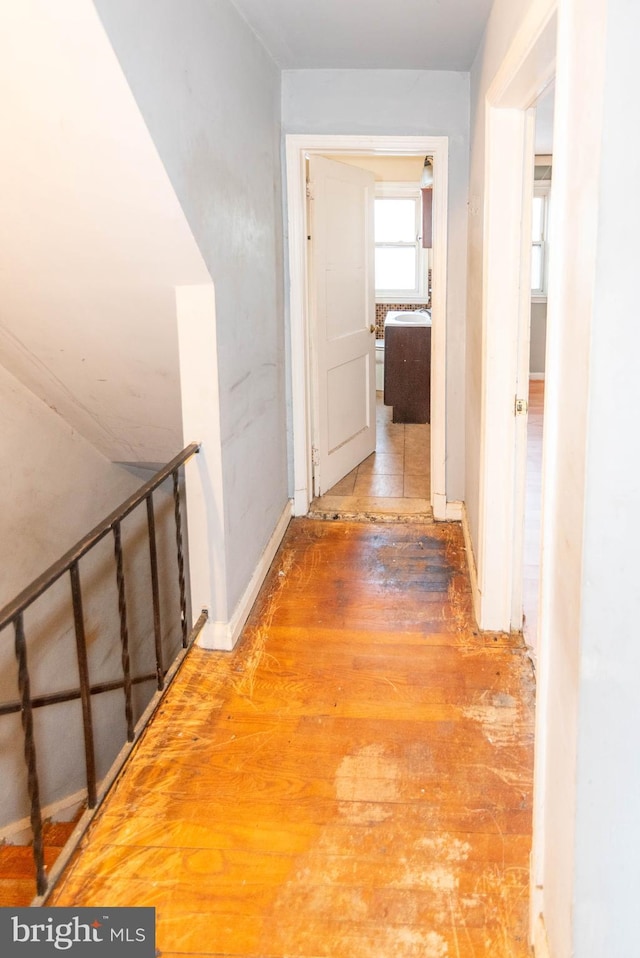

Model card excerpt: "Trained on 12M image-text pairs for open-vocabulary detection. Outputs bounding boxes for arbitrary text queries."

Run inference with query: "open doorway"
[285,134,450,521]
[471,6,556,632]
[308,152,433,519]
[522,85,554,657]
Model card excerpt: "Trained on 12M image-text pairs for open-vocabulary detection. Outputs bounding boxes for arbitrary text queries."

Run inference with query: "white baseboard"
[533,913,551,957]
[0,788,86,845]
[293,488,310,517]
[461,502,482,627]
[530,372,546,380]
[198,500,292,652]
[445,499,463,520]
[432,491,447,520]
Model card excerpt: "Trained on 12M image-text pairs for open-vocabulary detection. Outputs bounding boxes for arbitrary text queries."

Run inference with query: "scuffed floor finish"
[51,519,535,957]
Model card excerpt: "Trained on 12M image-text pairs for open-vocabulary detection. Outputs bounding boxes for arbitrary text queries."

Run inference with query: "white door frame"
[285,134,449,518]
[474,0,557,950]
[475,1,556,631]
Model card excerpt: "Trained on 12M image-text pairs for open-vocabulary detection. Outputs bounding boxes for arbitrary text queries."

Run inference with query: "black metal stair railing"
[0,442,208,903]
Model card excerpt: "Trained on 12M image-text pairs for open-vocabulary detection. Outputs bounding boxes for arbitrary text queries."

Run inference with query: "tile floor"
[309,393,431,518]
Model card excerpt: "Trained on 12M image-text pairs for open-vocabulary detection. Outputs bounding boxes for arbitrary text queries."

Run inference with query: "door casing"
[472,0,557,945]
[285,134,449,517]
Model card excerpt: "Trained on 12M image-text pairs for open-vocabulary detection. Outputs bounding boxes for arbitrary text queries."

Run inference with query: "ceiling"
[230,0,494,70]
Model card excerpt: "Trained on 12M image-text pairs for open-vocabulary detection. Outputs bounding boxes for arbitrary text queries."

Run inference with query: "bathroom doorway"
[285,134,450,520]
[308,392,433,519]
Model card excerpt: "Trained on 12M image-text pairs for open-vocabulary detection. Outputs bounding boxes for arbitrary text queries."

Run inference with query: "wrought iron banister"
[0,442,200,631]
[0,441,207,904]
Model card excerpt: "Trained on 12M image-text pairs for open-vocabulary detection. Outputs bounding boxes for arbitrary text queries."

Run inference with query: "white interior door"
[308,154,376,496]
[510,112,536,630]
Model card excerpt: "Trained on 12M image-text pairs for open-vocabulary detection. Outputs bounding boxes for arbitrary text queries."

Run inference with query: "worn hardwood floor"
[51,519,535,957]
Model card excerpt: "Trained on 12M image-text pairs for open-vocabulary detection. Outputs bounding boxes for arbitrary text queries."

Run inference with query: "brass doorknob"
[370,324,376,333]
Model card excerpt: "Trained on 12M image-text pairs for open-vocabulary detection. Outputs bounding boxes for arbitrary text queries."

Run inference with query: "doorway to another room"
[286,135,449,521]
[306,150,434,519]
[308,393,432,518]
[522,88,553,656]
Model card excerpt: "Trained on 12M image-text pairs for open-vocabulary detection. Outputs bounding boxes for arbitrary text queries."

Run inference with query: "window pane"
[531,196,544,241]
[375,247,417,291]
[531,244,543,290]
[374,199,416,242]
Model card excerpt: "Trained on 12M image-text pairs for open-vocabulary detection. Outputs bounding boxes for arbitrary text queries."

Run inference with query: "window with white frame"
[531,182,551,300]
[374,184,427,301]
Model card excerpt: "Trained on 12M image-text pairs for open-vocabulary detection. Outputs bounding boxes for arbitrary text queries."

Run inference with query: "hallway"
[50,519,535,957]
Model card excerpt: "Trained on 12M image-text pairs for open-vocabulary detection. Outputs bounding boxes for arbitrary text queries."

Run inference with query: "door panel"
[326,269,366,339]
[327,356,369,451]
[309,155,376,495]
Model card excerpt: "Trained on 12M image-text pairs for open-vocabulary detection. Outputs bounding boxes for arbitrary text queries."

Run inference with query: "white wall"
[469,0,640,953]
[0,0,212,465]
[466,0,579,948]
[94,0,289,615]
[537,0,640,954]
[281,69,469,501]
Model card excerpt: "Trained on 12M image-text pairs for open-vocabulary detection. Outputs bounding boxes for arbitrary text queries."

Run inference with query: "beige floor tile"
[376,408,393,423]
[327,468,358,496]
[404,474,431,498]
[357,451,404,476]
[308,495,433,517]
[308,393,433,518]
[406,421,430,435]
[405,425,430,448]
[308,495,358,513]
[405,449,430,475]
[352,496,431,515]
[375,431,404,452]
[353,473,404,497]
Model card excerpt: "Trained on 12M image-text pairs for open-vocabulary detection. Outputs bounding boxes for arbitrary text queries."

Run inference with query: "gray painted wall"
[94,0,288,612]
[281,69,470,501]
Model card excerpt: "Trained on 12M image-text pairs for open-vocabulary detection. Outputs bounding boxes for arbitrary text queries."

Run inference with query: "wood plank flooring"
[0,813,82,907]
[50,519,535,957]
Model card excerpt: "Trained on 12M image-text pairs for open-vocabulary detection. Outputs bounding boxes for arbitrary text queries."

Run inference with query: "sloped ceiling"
[231,0,494,70]
[0,0,211,464]
[535,83,555,155]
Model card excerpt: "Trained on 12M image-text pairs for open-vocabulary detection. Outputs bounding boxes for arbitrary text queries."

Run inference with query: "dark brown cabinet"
[383,324,431,424]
